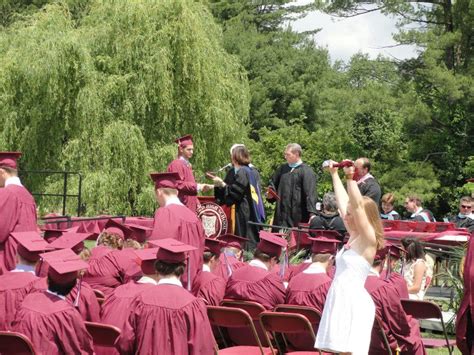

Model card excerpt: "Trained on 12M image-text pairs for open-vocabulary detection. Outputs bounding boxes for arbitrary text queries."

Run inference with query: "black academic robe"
[269,163,317,228]
[358,177,382,206]
[309,211,346,240]
[450,215,474,233]
[214,167,262,249]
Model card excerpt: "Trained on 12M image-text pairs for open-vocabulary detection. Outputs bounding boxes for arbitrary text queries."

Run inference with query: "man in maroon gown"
[192,238,226,306]
[0,152,38,273]
[117,238,215,355]
[0,231,53,330]
[380,242,409,299]
[213,233,247,279]
[285,236,338,350]
[150,172,205,289]
[456,227,474,354]
[37,232,101,322]
[12,249,94,354]
[167,134,211,212]
[100,247,159,354]
[365,248,425,354]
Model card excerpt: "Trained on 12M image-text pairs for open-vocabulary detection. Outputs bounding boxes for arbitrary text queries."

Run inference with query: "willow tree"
[0,0,250,216]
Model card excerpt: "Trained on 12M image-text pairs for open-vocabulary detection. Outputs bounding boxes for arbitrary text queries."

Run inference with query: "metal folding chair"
[0,331,36,354]
[207,306,273,355]
[401,299,456,354]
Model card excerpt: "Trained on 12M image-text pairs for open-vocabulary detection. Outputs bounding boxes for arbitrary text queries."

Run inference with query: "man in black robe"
[268,143,317,229]
[354,157,381,206]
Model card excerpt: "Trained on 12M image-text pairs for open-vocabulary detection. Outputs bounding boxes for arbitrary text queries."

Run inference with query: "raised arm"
[344,166,376,247]
[326,162,349,218]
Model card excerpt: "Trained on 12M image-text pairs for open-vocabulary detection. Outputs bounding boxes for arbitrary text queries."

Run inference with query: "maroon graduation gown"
[151,204,205,287]
[100,281,155,355]
[365,275,425,355]
[380,270,410,299]
[225,264,286,310]
[192,270,226,306]
[83,246,142,296]
[167,158,199,212]
[117,284,215,355]
[212,253,246,280]
[12,291,94,354]
[0,185,37,273]
[0,271,39,330]
[32,277,100,322]
[285,270,332,350]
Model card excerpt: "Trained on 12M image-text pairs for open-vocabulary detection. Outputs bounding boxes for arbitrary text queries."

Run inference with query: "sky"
[288,1,420,63]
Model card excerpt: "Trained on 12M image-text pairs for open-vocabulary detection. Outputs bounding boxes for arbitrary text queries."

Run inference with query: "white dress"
[315,247,375,354]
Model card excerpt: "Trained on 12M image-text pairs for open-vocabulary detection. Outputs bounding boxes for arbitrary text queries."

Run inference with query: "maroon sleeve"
[168,160,198,195]
[0,189,17,243]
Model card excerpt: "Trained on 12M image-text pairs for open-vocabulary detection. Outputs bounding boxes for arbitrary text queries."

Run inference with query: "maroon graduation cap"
[11,231,54,262]
[217,234,248,250]
[40,249,88,285]
[307,236,340,255]
[134,248,159,275]
[103,219,133,240]
[49,232,92,254]
[125,223,153,243]
[257,231,287,257]
[175,134,193,148]
[149,172,180,189]
[204,238,225,256]
[149,238,197,264]
[42,228,68,243]
[0,152,21,169]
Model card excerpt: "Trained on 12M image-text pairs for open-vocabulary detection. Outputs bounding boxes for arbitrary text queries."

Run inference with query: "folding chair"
[207,306,273,355]
[93,289,105,299]
[220,299,269,346]
[0,331,36,354]
[84,321,121,351]
[400,299,456,354]
[371,315,397,355]
[274,305,323,352]
[259,311,322,354]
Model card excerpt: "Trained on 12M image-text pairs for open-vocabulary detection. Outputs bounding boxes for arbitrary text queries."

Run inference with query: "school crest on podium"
[197,202,228,238]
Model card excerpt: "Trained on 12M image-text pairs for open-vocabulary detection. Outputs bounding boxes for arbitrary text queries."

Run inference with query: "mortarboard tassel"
[186,256,192,292]
[223,251,233,277]
[278,248,288,279]
[74,273,83,308]
[385,246,392,280]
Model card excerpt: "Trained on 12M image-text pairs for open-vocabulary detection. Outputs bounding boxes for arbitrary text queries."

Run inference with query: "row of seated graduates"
[1,221,429,354]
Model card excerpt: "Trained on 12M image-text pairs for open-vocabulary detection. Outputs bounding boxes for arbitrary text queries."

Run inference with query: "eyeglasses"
[461,205,472,209]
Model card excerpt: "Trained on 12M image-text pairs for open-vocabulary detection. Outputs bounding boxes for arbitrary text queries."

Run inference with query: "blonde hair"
[381,193,395,205]
[79,247,91,262]
[362,196,385,250]
[123,239,142,250]
[97,232,124,250]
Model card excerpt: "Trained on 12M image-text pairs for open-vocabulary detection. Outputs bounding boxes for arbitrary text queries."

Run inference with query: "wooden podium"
[197,196,233,238]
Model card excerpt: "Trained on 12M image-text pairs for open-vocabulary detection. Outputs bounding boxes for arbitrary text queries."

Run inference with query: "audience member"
[380,193,401,220]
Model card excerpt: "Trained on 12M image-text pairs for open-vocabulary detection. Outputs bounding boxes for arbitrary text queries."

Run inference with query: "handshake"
[198,183,214,193]
[204,172,226,188]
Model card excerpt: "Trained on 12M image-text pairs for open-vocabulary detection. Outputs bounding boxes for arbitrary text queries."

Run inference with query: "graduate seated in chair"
[213,233,247,280]
[116,239,215,355]
[365,247,426,355]
[192,238,226,306]
[12,249,94,354]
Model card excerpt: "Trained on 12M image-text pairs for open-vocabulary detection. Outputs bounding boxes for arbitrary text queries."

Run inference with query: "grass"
[423,331,461,354]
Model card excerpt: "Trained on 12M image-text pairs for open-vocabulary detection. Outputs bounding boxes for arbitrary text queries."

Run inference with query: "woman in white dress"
[315,161,385,355]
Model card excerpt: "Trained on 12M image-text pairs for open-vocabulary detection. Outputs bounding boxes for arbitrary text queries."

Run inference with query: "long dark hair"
[401,237,425,262]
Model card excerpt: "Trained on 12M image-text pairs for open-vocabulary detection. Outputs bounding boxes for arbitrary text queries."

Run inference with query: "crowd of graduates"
[0,136,473,354]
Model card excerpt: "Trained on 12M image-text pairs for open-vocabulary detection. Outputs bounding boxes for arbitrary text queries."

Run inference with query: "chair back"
[207,306,271,352]
[93,289,105,299]
[401,299,442,320]
[221,299,266,320]
[372,315,393,355]
[0,331,36,354]
[274,304,321,325]
[84,321,121,347]
[260,311,315,336]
